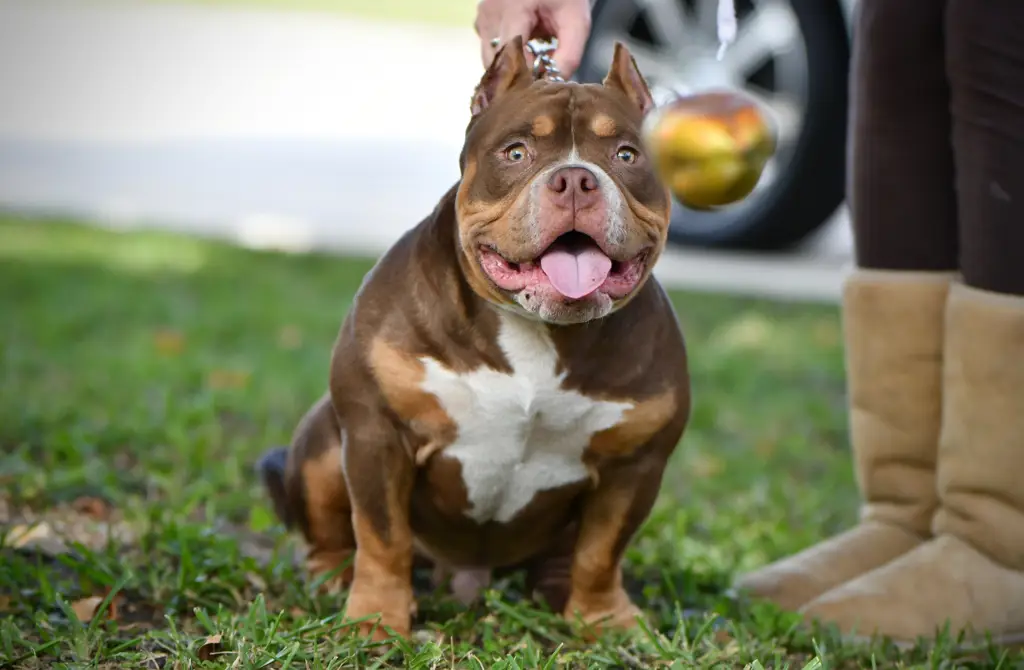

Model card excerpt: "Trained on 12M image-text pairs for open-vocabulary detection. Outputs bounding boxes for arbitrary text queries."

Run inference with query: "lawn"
[144,0,477,27]
[0,215,1016,669]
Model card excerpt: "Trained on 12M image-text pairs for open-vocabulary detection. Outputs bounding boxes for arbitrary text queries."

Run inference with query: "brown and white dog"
[258,37,691,641]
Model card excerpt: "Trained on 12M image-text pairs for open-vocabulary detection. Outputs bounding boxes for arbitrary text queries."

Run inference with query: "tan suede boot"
[732,269,953,611]
[799,283,1024,645]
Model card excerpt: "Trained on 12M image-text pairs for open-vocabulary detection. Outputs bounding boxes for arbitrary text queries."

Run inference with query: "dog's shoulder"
[329,183,504,404]
[340,182,463,334]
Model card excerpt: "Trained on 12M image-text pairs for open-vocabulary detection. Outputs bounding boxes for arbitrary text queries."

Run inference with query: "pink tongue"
[539,245,613,299]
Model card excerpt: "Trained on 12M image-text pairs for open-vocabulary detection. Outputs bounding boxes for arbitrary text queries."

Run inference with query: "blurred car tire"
[576,0,851,251]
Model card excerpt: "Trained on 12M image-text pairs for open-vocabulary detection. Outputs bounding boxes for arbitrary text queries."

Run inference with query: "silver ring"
[490,37,501,48]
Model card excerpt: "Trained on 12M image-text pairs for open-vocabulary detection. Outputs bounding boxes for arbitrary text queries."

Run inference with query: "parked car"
[576,0,856,250]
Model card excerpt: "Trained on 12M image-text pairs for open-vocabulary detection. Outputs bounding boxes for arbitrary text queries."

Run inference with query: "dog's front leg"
[340,420,416,641]
[562,449,671,635]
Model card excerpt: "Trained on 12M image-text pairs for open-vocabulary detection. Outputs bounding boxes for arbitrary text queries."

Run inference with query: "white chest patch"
[419,312,632,524]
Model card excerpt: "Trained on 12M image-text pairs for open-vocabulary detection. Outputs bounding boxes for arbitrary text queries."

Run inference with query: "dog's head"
[454,37,671,325]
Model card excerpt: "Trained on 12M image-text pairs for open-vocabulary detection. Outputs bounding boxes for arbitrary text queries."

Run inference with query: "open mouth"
[478,231,648,301]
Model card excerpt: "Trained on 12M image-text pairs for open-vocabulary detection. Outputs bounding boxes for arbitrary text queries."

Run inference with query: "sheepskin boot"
[732,269,953,611]
[799,282,1024,644]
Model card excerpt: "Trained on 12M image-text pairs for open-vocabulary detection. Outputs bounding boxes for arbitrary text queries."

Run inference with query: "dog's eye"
[504,143,527,162]
[616,146,639,164]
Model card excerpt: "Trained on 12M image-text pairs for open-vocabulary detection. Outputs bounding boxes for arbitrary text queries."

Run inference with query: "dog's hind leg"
[257,392,356,592]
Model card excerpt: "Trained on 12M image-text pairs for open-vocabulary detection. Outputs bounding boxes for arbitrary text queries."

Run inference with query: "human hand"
[474,0,592,79]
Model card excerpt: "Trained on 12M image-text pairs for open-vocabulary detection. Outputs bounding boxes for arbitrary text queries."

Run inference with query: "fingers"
[479,36,496,71]
[475,0,502,68]
[499,11,537,46]
[474,0,594,76]
[550,1,592,79]
[498,10,538,67]
[476,1,537,69]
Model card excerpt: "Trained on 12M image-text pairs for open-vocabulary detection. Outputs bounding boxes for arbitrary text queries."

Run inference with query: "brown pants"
[850,0,1024,296]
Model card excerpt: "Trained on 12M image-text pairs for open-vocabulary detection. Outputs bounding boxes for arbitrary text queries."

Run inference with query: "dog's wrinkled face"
[455,38,671,325]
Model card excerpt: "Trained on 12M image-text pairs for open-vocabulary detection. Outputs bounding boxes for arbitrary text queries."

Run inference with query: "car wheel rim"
[586,0,810,224]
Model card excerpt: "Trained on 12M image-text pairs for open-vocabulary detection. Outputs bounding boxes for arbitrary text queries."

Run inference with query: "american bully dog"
[258,36,691,641]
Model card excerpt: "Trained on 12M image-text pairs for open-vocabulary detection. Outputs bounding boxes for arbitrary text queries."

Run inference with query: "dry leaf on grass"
[152,329,185,355]
[7,522,53,547]
[6,521,68,555]
[206,369,251,390]
[70,588,124,623]
[70,596,107,623]
[0,595,11,612]
[196,634,224,661]
[71,496,111,521]
[6,505,136,557]
[713,627,735,644]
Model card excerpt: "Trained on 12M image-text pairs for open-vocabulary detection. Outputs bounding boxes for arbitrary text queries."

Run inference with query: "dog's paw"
[563,588,645,637]
[343,586,413,641]
[306,550,355,594]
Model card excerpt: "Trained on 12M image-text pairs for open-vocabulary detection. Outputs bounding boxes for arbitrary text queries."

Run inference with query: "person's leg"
[798,1,1024,644]
[849,8,958,271]
[948,5,1024,295]
[732,0,956,611]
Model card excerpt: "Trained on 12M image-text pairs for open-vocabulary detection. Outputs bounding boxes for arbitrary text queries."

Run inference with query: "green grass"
[0,215,1017,669]
[143,0,477,27]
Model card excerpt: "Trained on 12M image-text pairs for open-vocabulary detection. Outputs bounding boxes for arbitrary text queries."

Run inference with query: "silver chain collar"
[526,39,565,83]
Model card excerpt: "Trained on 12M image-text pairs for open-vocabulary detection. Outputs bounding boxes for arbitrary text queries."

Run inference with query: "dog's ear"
[471,35,532,116]
[603,42,654,116]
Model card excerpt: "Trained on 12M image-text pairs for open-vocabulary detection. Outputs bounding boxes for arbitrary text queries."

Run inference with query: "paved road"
[0,0,853,303]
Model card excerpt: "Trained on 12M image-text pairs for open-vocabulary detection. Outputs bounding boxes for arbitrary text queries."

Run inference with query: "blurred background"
[0,0,856,303]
